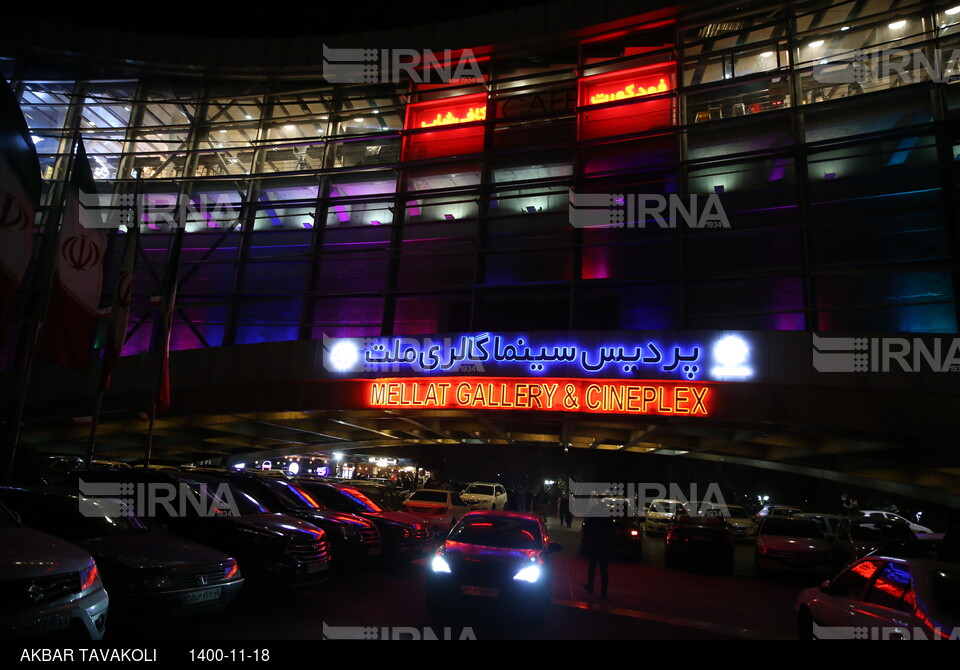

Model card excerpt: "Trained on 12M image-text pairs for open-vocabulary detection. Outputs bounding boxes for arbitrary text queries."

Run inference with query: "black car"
[578,496,644,560]
[293,479,434,560]
[665,511,735,574]
[67,469,331,588]
[426,510,562,624]
[195,470,382,564]
[0,486,244,619]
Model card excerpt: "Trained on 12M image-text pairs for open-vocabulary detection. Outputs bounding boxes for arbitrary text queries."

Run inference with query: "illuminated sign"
[367,377,713,417]
[588,78,669,105]
[403,93,488,161]
[323,332,757,382]
[327,332,703,379]
[419,106,486,127]
[580,64,676,107]
[405,94,488,131]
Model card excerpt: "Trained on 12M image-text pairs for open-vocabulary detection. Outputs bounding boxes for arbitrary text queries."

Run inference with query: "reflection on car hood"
[79,533,233,569]
[230,513,324,539]
[366,511,431,529]
[0,528,93,580]
[295,509,375,529]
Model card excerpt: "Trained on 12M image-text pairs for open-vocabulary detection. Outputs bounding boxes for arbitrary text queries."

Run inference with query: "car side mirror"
[548,542,563,553]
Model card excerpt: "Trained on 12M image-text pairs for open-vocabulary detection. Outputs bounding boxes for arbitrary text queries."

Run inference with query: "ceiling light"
[760,51,774,57]
[808,39,824,48]
[889,19,906,29]
[947,6,960,16]
[840,26,850,31]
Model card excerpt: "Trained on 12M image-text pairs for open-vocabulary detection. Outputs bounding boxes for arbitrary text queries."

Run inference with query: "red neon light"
[588,79,669,105]
[580,64,676,107]
[419,106,486,128]
[404,93,488,131]
[366,377,713,417]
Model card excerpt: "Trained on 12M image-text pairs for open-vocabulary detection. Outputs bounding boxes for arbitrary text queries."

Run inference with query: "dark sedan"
[192,470,382,565]
[0,486,243,619]
[426,510,562,624]
[67,469,331,588]
[665,512,735,575]
[294,479,434,560]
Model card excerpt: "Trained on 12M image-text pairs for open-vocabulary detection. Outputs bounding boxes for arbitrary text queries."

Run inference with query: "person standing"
[581,497,614,598]
[559,489,573,528]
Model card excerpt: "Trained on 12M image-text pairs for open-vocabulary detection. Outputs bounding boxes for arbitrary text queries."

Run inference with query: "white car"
[460,483,508,510]
[795,543,960,639]
[860,510,933,535]
[644,499,686,535]
[401,489,470,534]
[756,515,837,577]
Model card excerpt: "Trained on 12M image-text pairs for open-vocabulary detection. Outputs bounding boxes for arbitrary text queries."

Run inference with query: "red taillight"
[630,530,639,536]
[81,563,99,591]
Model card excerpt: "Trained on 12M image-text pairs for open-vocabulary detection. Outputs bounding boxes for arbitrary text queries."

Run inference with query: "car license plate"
[183,587,222,605]
[461,585,499,598]
[14,613,69,636]
[305,560,328,574]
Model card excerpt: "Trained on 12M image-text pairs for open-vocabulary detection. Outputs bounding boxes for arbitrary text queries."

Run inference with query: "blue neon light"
[358,333,704,379]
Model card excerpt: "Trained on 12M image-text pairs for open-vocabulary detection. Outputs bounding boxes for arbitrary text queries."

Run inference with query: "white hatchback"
[460,483,508,510]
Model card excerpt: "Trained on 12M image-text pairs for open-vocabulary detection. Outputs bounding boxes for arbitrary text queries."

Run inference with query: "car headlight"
[513,564,541,583]
[431,555,452,574]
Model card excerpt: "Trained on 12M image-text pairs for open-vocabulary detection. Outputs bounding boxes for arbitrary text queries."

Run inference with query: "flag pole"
[87,171,142,465]
[2,127,81,484]
[143,187,186,467]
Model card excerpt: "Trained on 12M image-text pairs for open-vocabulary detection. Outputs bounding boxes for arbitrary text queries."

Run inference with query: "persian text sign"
[367,377,713,417]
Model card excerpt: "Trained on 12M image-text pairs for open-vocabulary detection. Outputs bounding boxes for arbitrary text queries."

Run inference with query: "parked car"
[294,480,434,559]
[754,505,803,521]
[193,470,382,564]
[460,483,508,511]
[795,541,960,639]
[860,510,934,535]
[834,517,916,565]
[67,469,331,587]
[795,513,844,543]
[644,499,686,536]
[426,510,562,623]
[684,501,757,541]
[665,511,735,574]
[0,486,245,620]
[578,496,644,560]
[402,489,471,534]
[0,500,109,640]
[755,516,837,578]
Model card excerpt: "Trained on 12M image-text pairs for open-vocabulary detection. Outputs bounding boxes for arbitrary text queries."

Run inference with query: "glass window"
[865,562,914,611]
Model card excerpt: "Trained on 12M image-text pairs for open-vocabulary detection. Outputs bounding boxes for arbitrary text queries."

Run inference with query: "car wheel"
[796,607,814,640]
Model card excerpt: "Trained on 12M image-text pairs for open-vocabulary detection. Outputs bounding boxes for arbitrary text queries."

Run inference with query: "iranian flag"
[38,140,107,370]
[0,79,41,338]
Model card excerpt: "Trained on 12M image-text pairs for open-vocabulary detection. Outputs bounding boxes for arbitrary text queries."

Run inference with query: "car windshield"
[449,517,543,549]
[408,490,449,504]
[465,485,495,496]
[650,501,681,514]
[266,480,324,511]
[761,518,824,538]
[178,473,270,515]
[725,507,749,519]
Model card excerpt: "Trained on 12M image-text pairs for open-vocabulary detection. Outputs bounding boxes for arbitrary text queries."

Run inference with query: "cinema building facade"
[1,0,959,503]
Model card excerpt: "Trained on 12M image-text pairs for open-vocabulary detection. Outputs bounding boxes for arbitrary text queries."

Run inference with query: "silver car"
[0,501,109,640]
